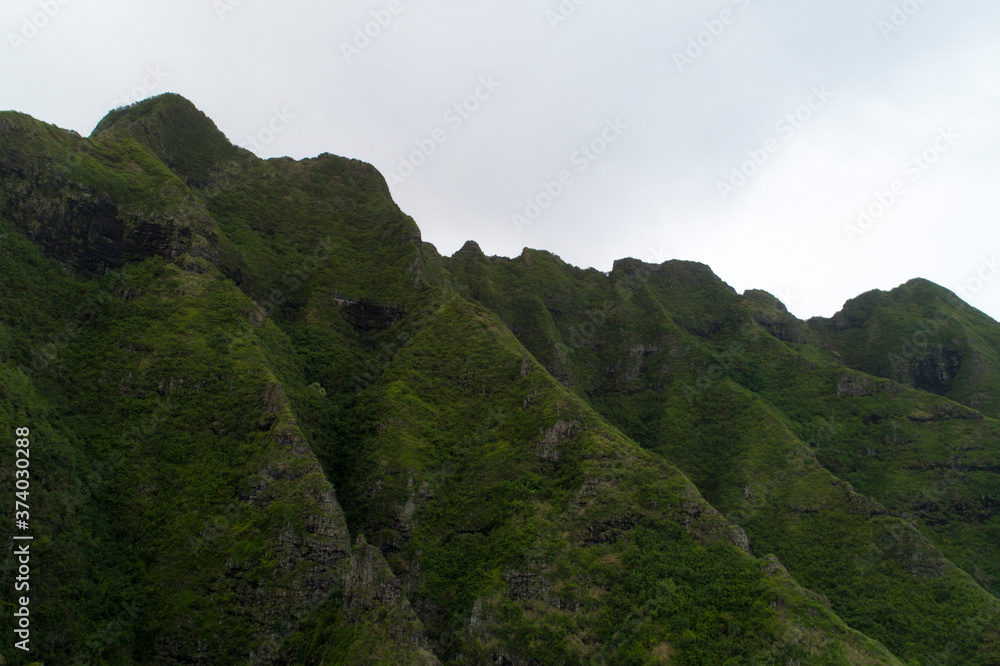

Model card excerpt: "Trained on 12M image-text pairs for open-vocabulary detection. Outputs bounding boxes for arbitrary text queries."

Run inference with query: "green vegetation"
[810,278,1000,418]
[0,94,997,664]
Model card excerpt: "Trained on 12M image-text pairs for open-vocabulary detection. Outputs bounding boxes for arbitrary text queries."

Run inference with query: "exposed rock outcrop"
[0,114,219,273]
[344,536,441,664]
[335,296,404,332]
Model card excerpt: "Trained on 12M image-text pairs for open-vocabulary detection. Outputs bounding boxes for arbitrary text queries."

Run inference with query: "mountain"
[810,278,1000,419]
[0,94,997,665]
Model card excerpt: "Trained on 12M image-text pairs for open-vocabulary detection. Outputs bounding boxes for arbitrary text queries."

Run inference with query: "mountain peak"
[92,93,241,186]
[744,289,790,314]
[456,240,483,255]
[819,278,965,332]
[93,93,205,137]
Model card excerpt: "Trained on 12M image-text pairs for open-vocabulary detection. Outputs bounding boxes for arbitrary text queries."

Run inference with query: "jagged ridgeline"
[0,93,996,664]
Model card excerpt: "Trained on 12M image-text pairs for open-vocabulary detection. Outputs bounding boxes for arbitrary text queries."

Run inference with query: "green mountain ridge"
[0,94,997,664]
[809,278,1000,418]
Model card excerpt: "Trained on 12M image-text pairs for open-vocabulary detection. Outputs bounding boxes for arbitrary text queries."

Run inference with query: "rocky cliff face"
[343,536,440,664]
[335,297,404,332]
[0,112,219,273]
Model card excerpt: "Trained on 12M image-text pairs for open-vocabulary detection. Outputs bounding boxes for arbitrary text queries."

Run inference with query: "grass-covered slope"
[0,103,438,663]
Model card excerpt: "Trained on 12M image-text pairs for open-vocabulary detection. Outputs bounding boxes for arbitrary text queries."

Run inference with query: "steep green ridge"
[0,94,997,663]
[0,221,436,664]
[341,294,901,664]
[810,278,1000,418]
[440,248,1000,662]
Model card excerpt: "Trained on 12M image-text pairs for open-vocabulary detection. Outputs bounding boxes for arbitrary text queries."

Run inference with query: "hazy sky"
[3,0,999,321]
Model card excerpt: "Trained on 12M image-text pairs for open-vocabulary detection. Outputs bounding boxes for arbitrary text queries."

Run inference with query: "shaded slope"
[0,109,220,272]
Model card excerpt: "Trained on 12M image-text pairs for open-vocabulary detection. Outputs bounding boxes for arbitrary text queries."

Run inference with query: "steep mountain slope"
[440,247,1000,663]
[810,278,1000,419]
[338,293,904,663]
[0,94,997,664]
[0,219,437,664]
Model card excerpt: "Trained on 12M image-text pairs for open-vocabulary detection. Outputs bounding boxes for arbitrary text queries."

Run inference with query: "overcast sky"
[3,0,999,321]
